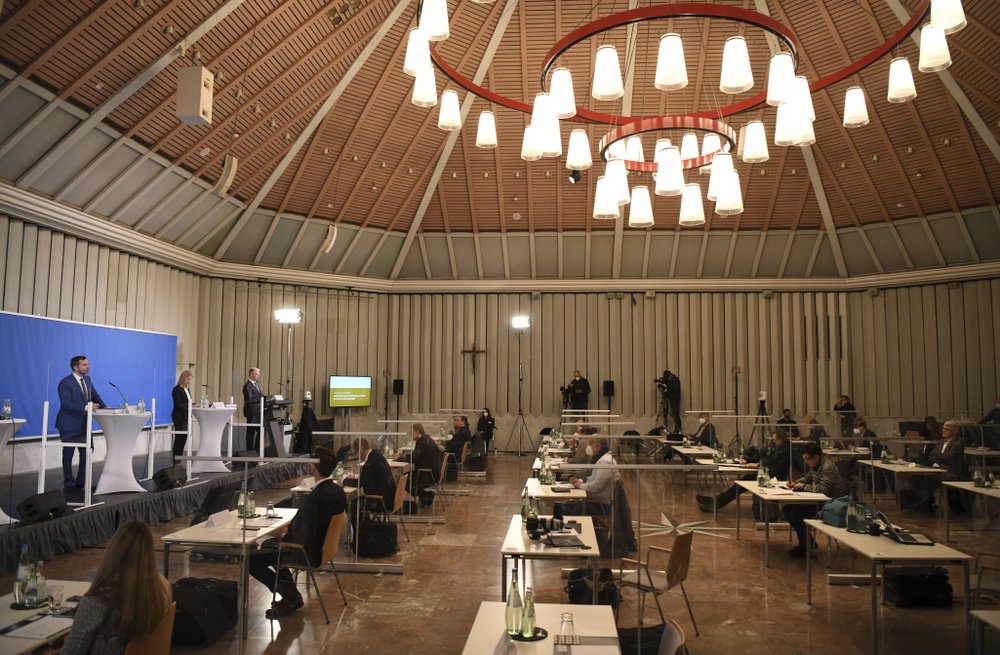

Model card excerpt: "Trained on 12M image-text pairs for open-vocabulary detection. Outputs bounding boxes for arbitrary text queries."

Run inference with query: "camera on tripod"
[653,376,667,390]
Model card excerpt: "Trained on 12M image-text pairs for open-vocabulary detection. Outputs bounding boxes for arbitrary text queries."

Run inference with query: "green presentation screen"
[328,375,372,408]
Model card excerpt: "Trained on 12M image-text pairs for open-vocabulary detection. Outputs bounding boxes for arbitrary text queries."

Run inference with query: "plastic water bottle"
[757,466,768,487]
[136,397,145,413]
[14,544,30,605]
[505,569,522,636]
[521,587,536,638]
[200,394,209,408]
[246,491,256,517]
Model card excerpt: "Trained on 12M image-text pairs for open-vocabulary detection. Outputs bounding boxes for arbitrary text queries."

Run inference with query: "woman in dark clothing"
[476,408,496,453]
[171,370,193,462]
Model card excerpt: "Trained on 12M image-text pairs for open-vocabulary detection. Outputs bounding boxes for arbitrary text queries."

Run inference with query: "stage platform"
[0,452,310,572]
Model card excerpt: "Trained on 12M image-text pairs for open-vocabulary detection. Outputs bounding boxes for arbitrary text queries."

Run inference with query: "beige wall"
[4,215,999,437]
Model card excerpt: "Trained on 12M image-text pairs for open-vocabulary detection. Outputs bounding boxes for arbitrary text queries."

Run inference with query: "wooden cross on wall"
[461,342,487,374]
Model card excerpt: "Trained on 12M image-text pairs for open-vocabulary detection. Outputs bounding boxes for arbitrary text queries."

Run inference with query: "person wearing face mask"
[776,408,800,439]
[567,370,591,410]
[476,407,496,453]
[569,436,618,504]
[851,418,879,456]
[695,431,791,512]
[692,413,718,448]
[833,394,857,440]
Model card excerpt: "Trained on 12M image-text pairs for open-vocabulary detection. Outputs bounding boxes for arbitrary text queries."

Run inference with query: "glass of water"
[559,612,575,636]
[48,585,64,614]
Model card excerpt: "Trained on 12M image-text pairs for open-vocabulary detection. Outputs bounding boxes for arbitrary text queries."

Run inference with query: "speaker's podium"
[262,396,292,457]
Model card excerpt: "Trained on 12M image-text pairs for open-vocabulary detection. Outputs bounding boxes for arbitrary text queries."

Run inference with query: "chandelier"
[404,0,964,227]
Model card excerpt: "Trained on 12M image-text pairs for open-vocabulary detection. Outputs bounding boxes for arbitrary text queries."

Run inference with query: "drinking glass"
[559,612,575,636]
[48,585,64,613]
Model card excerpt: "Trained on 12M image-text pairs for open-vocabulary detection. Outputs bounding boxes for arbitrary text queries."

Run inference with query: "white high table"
[462,601,621,654]
[191,406,236,473]
[91,410,150,495]
[805,518,971,655]
[0,419,26,524]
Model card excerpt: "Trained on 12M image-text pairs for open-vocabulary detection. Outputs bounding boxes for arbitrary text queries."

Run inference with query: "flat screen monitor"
[328,375,372,408]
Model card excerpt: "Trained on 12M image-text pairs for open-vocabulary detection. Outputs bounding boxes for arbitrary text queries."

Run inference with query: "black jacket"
[284,478,347,565]
[243,379,262,421]
[760,442,792,481]
[171,385,190,429]
[360,449,397,501]
[477,415,496,438]
[447,425,472,457]
[404,434,441,478]
[693,423,718,448]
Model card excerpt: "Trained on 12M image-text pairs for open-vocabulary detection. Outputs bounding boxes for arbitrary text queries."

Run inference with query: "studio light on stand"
[508,315,531,456]
[274,308,303,404]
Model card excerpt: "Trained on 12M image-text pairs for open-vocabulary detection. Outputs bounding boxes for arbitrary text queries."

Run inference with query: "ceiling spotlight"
[94,81,104,90]
[568,170,581,184]
[199,147,211,157]
[351,155,358,162]
[269,118,277,128]
[163,25,174,36]
[407,167,413,174]
[322,147,330,155]
[133,0,145,10]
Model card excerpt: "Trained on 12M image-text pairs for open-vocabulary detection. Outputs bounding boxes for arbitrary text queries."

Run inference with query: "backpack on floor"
[171,577,238,646]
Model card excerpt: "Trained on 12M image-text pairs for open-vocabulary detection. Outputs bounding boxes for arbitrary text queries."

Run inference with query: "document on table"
[3,615,74,640]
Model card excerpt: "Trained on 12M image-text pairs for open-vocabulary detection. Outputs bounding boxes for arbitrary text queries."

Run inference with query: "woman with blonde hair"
[59,521,172,654]
[171,370,193,462]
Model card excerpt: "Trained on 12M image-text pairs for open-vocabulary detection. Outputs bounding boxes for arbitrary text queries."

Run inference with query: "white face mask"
[585,445,593,457]
[698,418,706,424]
[853,428,862,435]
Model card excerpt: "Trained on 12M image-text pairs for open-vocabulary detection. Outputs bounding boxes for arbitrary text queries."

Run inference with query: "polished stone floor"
[2,455,997,654]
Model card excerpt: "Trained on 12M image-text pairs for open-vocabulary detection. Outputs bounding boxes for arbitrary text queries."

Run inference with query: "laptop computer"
[877,512,934,545]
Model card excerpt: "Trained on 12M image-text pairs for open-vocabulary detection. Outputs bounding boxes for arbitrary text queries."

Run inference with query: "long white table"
[191,406,235,473]
[734,480,830,567]
[500,514,599,604]
[92,410,150,495]
[462,601,621,654]
[0,580,89,655]
[805,518,971,655]
[524,477,586,501]
[942,481,1000,541]
[858,459,948,510]
[971,610,1000,655]
[0,419,26,524]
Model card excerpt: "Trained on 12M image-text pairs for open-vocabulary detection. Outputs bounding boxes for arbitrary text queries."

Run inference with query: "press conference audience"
[776,408,800,438]
[445,415,472,459]
[58,521,172,655]
[692,412,719,448]
[695,430,791,512]
[833,394,857,438]
[569,436,618,504]
[804,415,827,443]
[784,443,847,557]
[345,438,396,505]
[396,423,440,507]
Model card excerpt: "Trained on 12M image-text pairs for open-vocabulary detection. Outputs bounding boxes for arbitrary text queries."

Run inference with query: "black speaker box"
[392,379,404,395]
[16,491,67,524]
[154,466,187,491]
[603,380,615,397]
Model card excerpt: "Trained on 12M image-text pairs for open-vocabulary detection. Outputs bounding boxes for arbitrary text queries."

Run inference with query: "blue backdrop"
[0,311,178,437]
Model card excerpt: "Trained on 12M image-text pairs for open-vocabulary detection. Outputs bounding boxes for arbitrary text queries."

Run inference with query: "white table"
[192,406,236,473]
[805,518,971,655]
[0,580,89,655]
[672,445,717,461]
[524,477,586,501]
[92,410,150,495]
[858,459,948,509]
[500,514,599,603]
[0,419,26,524]
[462,601,621,654]
[971,610,1000,655]
[531,457,566,473]
[734,480,830,567]
[942,481,1000,541]
[694,457,755,518]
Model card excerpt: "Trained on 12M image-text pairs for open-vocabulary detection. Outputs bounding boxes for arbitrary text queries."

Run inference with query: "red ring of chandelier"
[427,1,929,169]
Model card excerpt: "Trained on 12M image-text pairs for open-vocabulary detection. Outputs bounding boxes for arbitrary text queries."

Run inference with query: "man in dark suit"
[696,430,791,512]
[567,370,591,410]
[663,370,682,434]
[919,419,964,476]
[249,446,346,618]
[692,412,718,448]
[445,415,472,460]
[243,368,263,452]
[776,408,800,439]
[345,438,396,506]
[55,355,106,489]
[395,424,440,507]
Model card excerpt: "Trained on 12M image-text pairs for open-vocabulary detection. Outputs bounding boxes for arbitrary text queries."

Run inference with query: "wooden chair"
[273,512,349,623]
[971,550,1000,609]
[124,602,176,655]
[655,618,687,655]
[368,472,411,542]
[616,530,699,636]
[457,441,472,477]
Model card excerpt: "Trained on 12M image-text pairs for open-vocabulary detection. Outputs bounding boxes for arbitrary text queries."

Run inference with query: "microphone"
[108,382,129,413]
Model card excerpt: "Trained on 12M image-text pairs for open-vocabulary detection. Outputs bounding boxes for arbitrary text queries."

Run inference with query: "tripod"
[748,399,770,451]
[507,329,530,456]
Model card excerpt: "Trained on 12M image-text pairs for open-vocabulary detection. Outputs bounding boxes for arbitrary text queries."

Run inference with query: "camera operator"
[566,370,591,410]
[656,370,683,434]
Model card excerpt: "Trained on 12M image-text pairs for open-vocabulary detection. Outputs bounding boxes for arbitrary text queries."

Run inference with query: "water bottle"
[246,491,256,517]
[505,569,522,636]
[237,491,246,518]
[34,562,47,606]
[200,394,209,408]
[136,397,145,413]
[521,587,536,638]
[757,465,768,487]
[974,469,985,488]
[1,399,11,419]
[14,544,30,605]
[521,489,529,523]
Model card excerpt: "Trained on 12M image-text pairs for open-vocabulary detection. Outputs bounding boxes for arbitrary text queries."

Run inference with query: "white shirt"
[578,450,618,504]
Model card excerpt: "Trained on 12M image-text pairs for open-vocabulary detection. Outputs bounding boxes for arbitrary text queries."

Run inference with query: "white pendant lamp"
[654,33,688,91]
[774,101,797,146]
[887,57,917,103]
[419,0,450,42]
[403,28,431,77]
[720,36,754,94]
[766,52,795,106]
[793,113,816,146]
[550,67,577,119]
[437,90,461,131]
[592,45,624,101]
[715,170,744,217]
[520,124,542,161]
[701,133,722,159]
[628,186,654,228]
[654,145,684,196]
[411,65,437,107]
[626,136,644,162]
[918,23,952,72]
[679,183,706,225]
[593,176,620,220]
[680,132,699,161]
[475,111,497,148]
[606,159,630,206]
[740,120,769,163]
[930,0,967,35]
[842,86,869,128]
[794,76,815,122]
[608,139,627,161]
[706,152,733,201]
[566,129,592,170]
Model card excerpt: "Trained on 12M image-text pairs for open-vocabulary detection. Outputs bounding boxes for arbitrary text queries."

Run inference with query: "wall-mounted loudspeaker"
[214,154,238,194]
[392,379,404,395]
[176,66,214,125]
[603,380,615,397]
[16,491,67,525]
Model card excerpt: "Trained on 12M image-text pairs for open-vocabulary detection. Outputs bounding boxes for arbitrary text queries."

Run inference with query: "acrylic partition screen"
[0,311,178,437]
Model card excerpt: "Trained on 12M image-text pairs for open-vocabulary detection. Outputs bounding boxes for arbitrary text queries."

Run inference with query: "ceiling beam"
[14,0,248,189]
[214,0,413,259]
[390,0,521,280]
[801,146,848,277]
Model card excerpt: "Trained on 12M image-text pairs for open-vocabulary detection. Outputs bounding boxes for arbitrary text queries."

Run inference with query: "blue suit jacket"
[55,374,105,439]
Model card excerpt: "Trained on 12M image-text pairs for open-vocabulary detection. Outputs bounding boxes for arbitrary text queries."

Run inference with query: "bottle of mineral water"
[521,587,536,638]
[757,465,768,487]
[505,568,522,636]
[14,544,30,605]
